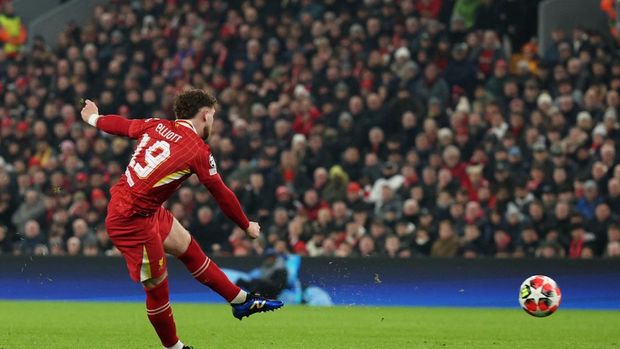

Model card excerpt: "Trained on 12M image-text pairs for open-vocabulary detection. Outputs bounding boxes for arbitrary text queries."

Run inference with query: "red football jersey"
[109,118,219,216]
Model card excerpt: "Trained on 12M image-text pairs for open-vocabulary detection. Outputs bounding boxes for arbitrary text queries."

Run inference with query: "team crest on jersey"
[209,154,218,175]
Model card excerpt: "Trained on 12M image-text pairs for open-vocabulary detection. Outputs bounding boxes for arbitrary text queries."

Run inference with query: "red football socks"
[178,237,242,303]
[145,277,179,348]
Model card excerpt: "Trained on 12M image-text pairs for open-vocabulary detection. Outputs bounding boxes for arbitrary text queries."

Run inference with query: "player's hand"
[245,221,261,239]
[80,99,99,123]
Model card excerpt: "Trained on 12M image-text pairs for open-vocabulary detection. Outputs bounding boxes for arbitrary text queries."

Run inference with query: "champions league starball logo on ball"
[519,275,562,317]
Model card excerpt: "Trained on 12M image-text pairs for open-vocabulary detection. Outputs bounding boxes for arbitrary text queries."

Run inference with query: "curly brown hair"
[173,89,217,119]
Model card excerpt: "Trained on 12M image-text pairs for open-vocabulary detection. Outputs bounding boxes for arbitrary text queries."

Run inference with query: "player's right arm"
[80,99,145,139]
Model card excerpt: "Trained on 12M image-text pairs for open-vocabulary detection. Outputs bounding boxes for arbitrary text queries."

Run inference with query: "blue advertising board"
[0,256,618,309]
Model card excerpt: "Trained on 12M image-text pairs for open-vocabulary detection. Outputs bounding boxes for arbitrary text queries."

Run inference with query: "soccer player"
[80,90,283,349]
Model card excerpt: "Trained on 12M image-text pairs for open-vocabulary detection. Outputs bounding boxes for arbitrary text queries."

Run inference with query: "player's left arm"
[204,174,251,229]
[80,99,144,139]
[192,147,260,238]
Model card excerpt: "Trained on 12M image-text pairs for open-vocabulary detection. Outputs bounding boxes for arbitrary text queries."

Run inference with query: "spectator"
[384,235,403,258]
[287,218,307,255]
[517,225,540,257]
[322,166,349,204]
[17,220,44,255]
[536,241,565,259]
[299,189,328,222]
[11,190,46,233]
[358,235,376,257]
[431,220,460,257]
[66,236,81,256]
[0,225,11,254]
[453,0,482,29]
[414,63,450,108]
[606,224,620,251]
[375,186,402,222]
[445,43,477,93]
[412,228,433,256]
[83,236,99,256]
[588,202,614,253]
[606,241,620,257]
[191,206,230,254]
[306,230,327,257]
[568,224,594,259]
[0,2,27,56]
[461,224,488,254]
[242,171,274,220]
[369,162,404,203]
[576,180,604,220]
[472,31,504,79]
[492,229,513,257]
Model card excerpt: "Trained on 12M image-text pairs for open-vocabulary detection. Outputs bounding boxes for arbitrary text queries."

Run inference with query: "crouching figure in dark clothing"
[237,249,288,299]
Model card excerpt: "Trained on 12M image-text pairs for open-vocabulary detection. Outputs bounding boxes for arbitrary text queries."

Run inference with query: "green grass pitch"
[0,301,618,349]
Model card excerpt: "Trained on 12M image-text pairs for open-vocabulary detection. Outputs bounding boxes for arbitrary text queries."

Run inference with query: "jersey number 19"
[125,134,171,187]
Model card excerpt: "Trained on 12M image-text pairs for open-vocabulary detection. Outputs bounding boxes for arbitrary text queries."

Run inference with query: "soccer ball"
[518,275,562,317]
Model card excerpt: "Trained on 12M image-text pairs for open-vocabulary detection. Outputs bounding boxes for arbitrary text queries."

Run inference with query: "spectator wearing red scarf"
[300,189,329,222]
[569,224,587,259]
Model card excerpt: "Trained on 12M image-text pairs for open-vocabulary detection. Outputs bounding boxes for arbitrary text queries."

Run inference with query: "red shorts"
[105,205,174,282]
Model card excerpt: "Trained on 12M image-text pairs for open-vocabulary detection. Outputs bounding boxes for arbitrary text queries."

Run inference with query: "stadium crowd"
[1,0,620,259]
